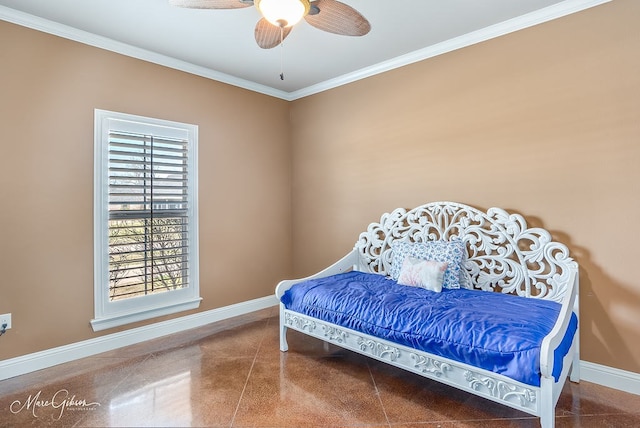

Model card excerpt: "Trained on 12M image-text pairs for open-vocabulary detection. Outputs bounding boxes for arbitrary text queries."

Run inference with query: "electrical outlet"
[0,313,11,330]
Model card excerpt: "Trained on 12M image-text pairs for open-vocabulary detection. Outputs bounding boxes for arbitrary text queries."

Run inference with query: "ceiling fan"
[169,0,371,49]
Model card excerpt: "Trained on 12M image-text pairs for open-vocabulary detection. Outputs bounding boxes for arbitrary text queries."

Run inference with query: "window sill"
[90,298,202,332]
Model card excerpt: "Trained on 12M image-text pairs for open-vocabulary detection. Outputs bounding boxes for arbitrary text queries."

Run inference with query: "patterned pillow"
[459,251,472,289]
[397,257,447,292]
[390,240,465,289]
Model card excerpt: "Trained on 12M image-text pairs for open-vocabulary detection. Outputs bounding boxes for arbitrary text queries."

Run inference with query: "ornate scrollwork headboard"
[355,202,577,303]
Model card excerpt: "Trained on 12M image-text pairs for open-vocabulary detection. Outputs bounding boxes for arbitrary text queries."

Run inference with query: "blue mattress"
[281,271,578,386]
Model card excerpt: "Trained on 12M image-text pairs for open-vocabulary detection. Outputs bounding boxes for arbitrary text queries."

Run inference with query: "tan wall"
[290,0,640,373]
[0,21,292,359]
[1,0,638,375]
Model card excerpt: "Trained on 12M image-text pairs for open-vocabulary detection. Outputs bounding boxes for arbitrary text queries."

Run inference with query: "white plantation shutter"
[108,132,190,299]
[93,110,200,331]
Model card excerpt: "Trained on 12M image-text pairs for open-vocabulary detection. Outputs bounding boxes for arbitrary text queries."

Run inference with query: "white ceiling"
[0,0,607,100]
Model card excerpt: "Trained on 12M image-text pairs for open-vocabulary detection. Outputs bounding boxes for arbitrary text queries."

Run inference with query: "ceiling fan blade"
[169,0,253,9]
[255,18,292,49]
[304,0,370,36]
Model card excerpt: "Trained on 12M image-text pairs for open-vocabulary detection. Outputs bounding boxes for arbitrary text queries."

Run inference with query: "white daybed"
[276,202,579,428]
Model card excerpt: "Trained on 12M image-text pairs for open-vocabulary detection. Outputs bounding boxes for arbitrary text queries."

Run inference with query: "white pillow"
[397,257,448,293]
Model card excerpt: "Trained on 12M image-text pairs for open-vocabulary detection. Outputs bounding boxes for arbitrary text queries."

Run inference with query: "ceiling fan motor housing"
[255,0,311,28]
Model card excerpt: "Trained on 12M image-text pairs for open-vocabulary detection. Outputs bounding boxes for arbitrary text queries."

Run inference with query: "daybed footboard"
[540,268,580,381]
[275,250,359,301]
[276,202,579,428]
[276,249,359,351]
[539,268,580,428]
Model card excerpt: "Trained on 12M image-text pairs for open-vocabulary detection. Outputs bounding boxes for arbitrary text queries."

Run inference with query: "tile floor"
[1,307,638,427]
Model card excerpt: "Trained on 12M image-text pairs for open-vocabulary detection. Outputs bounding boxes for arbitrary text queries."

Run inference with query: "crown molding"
[288,0,611,100]
[0,5,291,100]
[0,0,611,102]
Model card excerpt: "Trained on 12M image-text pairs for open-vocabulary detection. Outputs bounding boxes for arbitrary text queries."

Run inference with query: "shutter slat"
[109,271,188,283]
[109,244,189,255]
[110,278,190,293]
[109,210,188,219]
[108,158,186,169]
[109,184,187,191]
[110,256,189,273]
[109,140,187,153]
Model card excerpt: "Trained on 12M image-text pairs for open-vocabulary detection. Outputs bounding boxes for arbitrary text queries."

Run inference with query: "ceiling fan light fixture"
[256,0,310,28]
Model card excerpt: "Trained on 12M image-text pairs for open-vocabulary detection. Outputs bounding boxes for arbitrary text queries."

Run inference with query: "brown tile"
[76,351,254,427]
[389,421,537,428]
[0,353,151,395]
[555,413,640,427]
[197,318,273,358]
[556,380,640,416]
[0,374,106,428]
[0,354,155,428]
[233,351,388,427]
[367,359,533,424]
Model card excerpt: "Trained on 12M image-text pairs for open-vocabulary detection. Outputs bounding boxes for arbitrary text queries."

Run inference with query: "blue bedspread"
[281,271,577,386]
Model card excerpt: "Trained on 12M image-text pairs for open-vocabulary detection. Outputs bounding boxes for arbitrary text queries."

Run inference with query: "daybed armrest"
[275,249,360,300]
[539,266,579,379]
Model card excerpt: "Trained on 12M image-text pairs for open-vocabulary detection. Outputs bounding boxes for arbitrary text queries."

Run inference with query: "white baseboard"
[0,295,278,381]
[580,361,640,395]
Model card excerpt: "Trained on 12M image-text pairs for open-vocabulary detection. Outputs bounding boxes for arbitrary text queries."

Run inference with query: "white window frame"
[92,109,200,331]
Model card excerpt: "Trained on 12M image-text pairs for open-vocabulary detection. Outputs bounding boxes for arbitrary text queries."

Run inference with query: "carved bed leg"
[570,359,580,383]
[279,303,289,352]
[539,376,555,428]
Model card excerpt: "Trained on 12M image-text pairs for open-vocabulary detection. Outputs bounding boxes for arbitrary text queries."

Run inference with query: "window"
[93,110,200,331]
